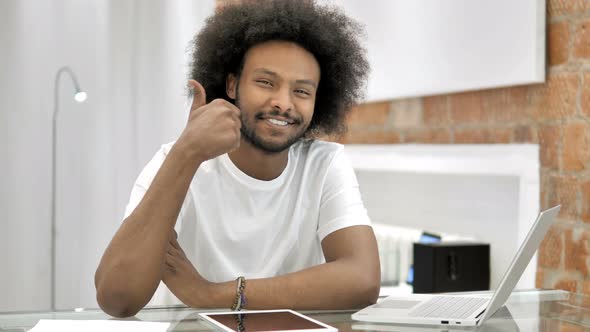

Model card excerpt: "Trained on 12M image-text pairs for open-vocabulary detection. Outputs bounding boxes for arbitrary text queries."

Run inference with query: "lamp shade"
[74,91,87,103]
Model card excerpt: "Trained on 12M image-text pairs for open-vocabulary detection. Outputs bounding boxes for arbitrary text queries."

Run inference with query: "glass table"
[1,289,589,331]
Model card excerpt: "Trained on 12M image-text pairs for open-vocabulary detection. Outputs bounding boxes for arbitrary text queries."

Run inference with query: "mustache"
[254,109,301,124]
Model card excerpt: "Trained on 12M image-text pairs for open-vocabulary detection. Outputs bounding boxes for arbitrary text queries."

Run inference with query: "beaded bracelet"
[234,313,246,332]
[231,276,247,311]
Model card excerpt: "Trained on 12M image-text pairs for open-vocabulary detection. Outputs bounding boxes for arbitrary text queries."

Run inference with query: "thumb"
[188,79,206,111]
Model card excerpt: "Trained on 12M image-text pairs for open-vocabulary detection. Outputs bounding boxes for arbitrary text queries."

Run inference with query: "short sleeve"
[316,148,371,241]
[122,142,189,233]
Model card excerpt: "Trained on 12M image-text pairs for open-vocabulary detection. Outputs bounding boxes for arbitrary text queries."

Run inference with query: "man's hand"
[162,234,211,308]
[176,80,242,163]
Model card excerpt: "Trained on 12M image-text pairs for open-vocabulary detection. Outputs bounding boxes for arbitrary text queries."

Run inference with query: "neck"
[227,139,290,181]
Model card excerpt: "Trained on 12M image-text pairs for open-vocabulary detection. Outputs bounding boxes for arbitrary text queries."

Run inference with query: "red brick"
[454,128,511,144]
[403,129,451,144]
[549,21,570,66]
[538,225,563,268]
[547,0,590,18]
[564,228,590,277]
[423,96,449,126]
[454,128,489,144]
[347,101,392,127]
[216,0,242,11]
[559,322,587,332]
[548,175,579,220]
[562,122,590,171]
[536,267,545,288]
[483,87,530,123]
[582,73,590,117]
[449,91,492,124]
[541,171,550,210]
[323,133,354,144]
[494,128,512,143]
[573,19,590,59]
[538,125,561,169]
[580,180,590,223]
[554,278,578,292]
[513,125,534,143]
[341,129,400,144]
[529,73,579,120]
[389,99,423,129]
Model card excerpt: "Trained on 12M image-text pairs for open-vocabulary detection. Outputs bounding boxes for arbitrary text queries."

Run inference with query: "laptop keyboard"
[409,296,488,319]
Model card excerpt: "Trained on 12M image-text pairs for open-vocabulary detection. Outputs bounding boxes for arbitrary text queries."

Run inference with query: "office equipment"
[413,242,489,293]
[352,205,560,327]
[407,232,442,286]
[0,288,580,331]
[199,309,337,331]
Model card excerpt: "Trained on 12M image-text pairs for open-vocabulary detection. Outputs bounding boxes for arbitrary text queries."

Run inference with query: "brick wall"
[341,1,590,293]
[216,0,590,293]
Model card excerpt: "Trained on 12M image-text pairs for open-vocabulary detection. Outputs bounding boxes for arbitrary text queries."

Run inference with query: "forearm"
[95,142,202,316]
[204,259,380,310]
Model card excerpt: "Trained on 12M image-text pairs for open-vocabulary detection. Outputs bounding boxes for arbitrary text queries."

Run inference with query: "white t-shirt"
[123,139,371,305]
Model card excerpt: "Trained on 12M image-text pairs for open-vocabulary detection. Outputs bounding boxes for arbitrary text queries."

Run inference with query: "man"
[95,0,380,318]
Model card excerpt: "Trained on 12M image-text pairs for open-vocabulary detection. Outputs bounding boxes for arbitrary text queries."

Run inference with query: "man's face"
[226,41,320,154]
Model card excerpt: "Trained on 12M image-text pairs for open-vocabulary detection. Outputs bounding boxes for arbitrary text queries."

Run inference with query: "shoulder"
[147,141,177,169]
[293,139,345,166]
[159,141,176,157]
[134,141,177,188]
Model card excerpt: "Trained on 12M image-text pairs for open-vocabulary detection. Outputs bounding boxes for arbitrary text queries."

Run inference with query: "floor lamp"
[51,66,87,311]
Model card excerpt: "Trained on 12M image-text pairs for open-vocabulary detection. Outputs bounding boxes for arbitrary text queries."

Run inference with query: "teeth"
[268,118,288,126]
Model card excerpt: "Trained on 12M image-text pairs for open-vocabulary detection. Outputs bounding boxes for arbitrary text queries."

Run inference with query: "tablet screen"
[199,309,336,332]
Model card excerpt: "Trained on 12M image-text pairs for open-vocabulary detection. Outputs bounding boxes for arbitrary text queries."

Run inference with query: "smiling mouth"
[266,118,290,127]
[257,113,299,128]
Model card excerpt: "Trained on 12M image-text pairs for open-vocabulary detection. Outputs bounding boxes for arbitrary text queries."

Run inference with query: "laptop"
[352,205,560,327]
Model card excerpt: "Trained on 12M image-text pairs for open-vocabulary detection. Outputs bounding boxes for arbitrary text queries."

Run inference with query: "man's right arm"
[94,143,203,318]
[94,80,241,317]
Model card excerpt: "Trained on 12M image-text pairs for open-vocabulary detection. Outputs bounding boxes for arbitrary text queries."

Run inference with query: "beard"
[235,91,309,154]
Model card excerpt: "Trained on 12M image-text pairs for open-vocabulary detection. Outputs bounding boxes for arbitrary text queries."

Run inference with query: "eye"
[255,79,273,87]
[294,89,311,96]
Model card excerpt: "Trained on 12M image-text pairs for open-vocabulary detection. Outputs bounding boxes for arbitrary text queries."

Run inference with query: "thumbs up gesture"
[177,80,242,163]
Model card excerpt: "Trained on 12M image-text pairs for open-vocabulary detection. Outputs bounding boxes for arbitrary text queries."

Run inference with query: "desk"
[1,290,589,331]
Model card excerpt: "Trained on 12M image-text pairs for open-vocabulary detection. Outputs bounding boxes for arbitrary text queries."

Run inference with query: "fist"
[178,80,241,162]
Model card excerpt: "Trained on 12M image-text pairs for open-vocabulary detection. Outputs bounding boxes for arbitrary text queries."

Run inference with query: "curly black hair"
[188,0,369,137]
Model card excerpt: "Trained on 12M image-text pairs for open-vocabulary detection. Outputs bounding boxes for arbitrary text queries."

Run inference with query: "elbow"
[94,259,157,317]
[363,274,381,305]
[356,263,380,306]
[96,284,143,318]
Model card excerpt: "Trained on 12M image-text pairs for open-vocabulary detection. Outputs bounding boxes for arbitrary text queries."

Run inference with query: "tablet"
[199,309,337,332]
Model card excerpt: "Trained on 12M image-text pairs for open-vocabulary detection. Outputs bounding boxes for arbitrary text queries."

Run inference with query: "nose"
[270,88,294,113]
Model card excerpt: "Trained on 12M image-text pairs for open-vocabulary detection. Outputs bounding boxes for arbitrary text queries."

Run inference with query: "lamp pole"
[51,66,87,311]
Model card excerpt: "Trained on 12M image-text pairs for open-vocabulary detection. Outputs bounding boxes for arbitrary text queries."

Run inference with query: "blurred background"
[0,0,216,311]
[2,0,589,314]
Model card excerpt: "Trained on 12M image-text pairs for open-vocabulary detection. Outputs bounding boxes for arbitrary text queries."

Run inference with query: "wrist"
[199,280,228,309]
[232,276,247,311]
[207,280,238,309]
[184,275,214,308]
[171,137,206,165]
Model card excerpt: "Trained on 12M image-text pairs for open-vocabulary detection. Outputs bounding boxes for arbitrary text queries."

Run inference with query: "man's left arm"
[163,224,380,310]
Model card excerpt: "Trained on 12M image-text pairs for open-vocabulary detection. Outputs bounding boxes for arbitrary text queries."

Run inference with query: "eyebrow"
[253,68,318,89]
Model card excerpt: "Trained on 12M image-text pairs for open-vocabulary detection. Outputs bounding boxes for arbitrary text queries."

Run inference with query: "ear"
[226,74,237,100]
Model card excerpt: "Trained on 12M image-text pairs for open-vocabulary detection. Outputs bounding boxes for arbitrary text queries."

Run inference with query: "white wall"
[0,0,544,313]
[345,144,540,290]
[357,171,519,289]
[0,0,215,311]
[332,0,545,101]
